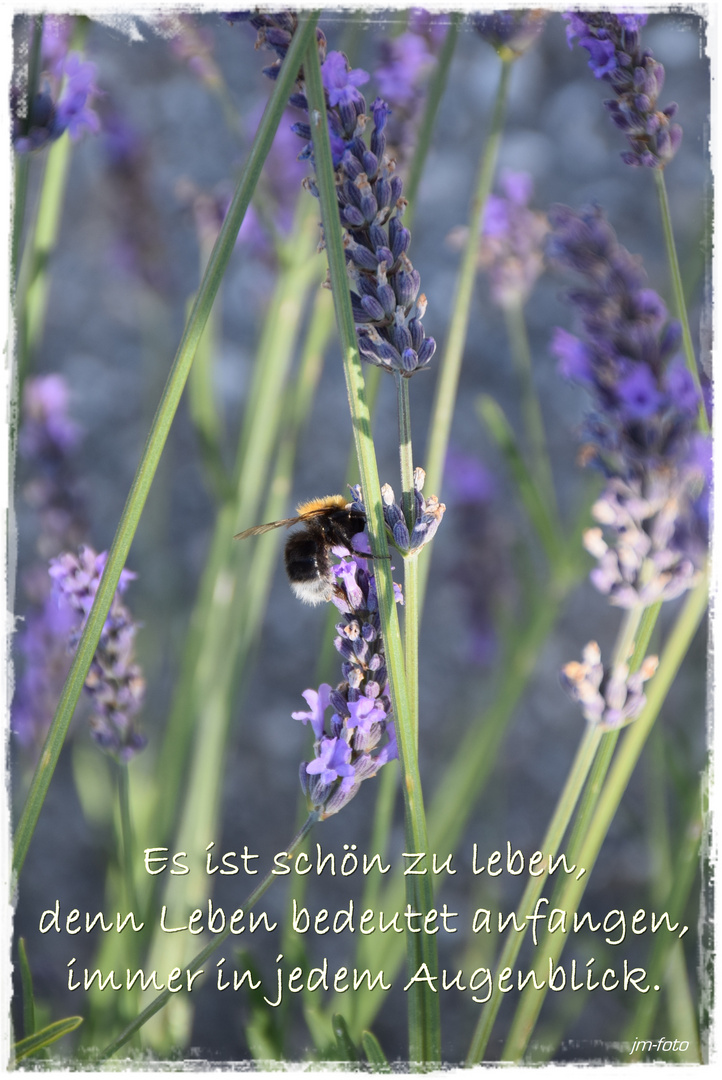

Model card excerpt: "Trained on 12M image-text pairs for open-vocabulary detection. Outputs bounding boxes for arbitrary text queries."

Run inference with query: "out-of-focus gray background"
[11,8,710,1063]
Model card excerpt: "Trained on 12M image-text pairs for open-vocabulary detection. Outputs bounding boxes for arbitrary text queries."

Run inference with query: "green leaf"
[332,1013,359,1062]
[13,1016,83,1062]
[362,1030,392,1072]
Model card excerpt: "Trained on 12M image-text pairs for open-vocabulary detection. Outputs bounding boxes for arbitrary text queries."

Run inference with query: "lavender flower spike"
[564,12,682,168]
[478,170,549,309]
[349,468,445,556]
[230,16,437,378]
[561,641,658,731]
[293,537,399,819]
[549,203,708,608]
[49,546,146,761]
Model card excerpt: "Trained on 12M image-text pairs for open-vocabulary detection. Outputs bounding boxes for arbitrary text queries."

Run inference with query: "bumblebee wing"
[234,510,322,541]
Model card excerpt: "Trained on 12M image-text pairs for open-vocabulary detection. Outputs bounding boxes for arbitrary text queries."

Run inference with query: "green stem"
[98,814,320,1059]
[467,591,680,1063]
[500,574,708,1061]
[395,373,419,750]
[465,720,604,1064]
[403,552,420,750]
[396,373,415,532]
[303,38,439,1067]
[17,134,72,377]
[11,13,320,881]
[116,764,138,917]
[654,168,708,434]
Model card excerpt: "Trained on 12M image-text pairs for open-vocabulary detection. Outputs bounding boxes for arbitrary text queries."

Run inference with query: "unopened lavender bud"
[348,242,378,272]
[394,261,421,307]
[360,294,386,322]
[392,520,411,551]
[409,494,445,551]
[369,223,388,251]
[391,323,412,353]
[416,337,436,367]
[377,283,396,317]
[390,176,404,204]
[375,177,392,209]
[343,205,365,228]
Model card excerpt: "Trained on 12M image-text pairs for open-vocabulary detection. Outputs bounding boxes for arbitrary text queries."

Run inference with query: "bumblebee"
[234,495,367,605]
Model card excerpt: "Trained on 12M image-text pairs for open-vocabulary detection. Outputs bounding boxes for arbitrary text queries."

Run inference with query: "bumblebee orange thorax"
[295,495,348,516]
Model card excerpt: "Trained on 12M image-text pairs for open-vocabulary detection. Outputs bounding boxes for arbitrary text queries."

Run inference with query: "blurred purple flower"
[20,375,80,458]
[13,26,102,154]
[444,449,512,668]
[41,15,73,76]
[564,12,682,168]
[375,32,434,108]
[549,203,709,607]
[49,546,146,761]
[408,8,449,48]
[561,641,658,729]
[444,448,497,504]
[478,170,549,308]
[373,12,448,162]
[54,54,101,140]
[474,10,547,58]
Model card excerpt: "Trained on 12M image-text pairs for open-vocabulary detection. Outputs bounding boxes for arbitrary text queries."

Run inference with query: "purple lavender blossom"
[48,546,146,761]
[238,105,309,253]
[474,10,547,58]
[53,55,101,141]
[12,374,90,751]
[478,170,549,308]
[40,15,74,76]
[293,543,398,819]
[321,50,369,110]
[13,21,101,154]
[564,12,682,168]
[232,17,437,378]
[408,8,449,49]
[372,13,448,163]
[561,641,658,730]
[375,33,433,108]
[549,203,709,607]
